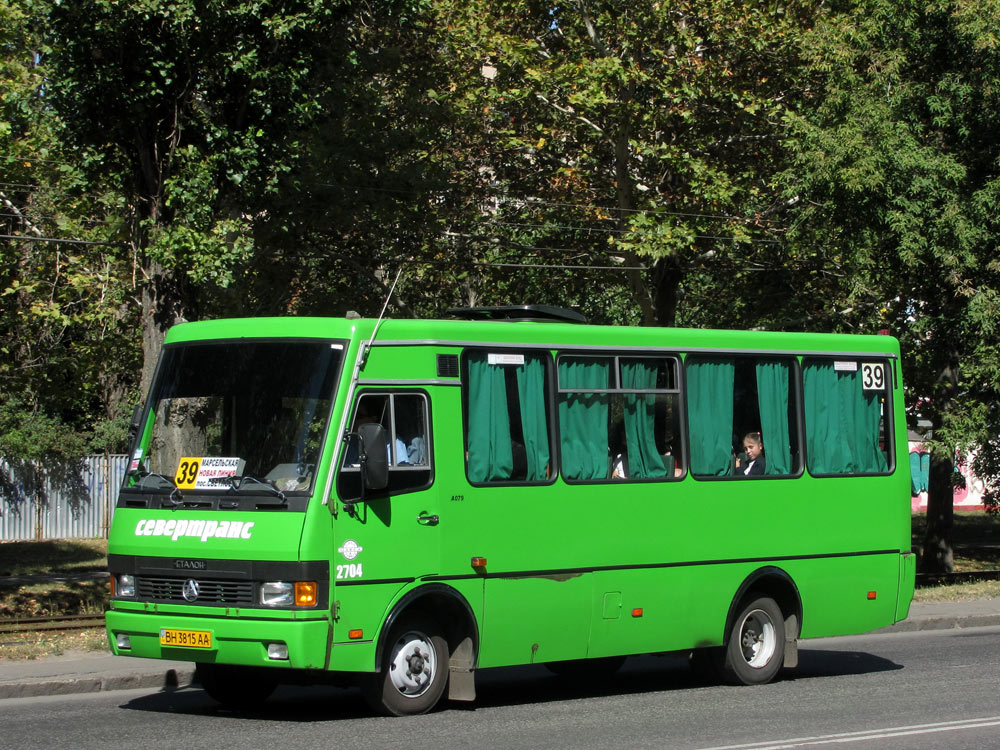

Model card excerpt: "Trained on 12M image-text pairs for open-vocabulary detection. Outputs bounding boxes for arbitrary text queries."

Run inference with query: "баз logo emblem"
[338,539,363,560]
[182,579,200,602]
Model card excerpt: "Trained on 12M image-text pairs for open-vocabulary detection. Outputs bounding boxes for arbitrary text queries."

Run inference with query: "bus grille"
[136,576,255,606]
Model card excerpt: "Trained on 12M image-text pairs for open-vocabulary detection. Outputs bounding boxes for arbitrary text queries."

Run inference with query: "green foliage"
[417,0,821,325]
[0,397,88,462]
[0,396,90,509]
[779,0,1000,519]
[1,1,138,438]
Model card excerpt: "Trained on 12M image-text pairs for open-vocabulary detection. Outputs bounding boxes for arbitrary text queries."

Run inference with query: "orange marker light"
[349,629,364,640]
[295,581,318,607]
[471,557,487,568]
[867,591,877,600]
[632,608,644,618]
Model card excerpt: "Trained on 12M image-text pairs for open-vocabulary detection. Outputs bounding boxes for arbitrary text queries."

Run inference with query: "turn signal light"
[349,629,364,640]
[471,557,487,568]
[295,581,318,607]
[632,608,644,618]
[867,591,877,600]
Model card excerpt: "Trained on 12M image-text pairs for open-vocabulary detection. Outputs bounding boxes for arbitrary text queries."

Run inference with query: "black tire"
[721,594,785,685]
[362,614,449,716]
[544,655,626,679]
[196,663,278,708]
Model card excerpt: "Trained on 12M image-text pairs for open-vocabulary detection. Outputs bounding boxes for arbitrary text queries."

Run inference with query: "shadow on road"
[117,647,902,722]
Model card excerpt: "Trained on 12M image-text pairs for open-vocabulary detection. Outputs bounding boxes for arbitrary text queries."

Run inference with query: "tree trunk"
[139,258,196,396]
[651,255,683,327]
[920,447,955,574]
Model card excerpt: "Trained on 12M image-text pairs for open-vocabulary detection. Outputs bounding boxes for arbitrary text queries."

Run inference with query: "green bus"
[105,306,915,715]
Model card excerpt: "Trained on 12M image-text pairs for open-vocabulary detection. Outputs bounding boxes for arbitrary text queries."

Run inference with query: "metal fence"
[0,454,128,541]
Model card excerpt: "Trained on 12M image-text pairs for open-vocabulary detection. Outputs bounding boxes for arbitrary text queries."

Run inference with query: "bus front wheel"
[722,594,785,686]
[363,614,449,716]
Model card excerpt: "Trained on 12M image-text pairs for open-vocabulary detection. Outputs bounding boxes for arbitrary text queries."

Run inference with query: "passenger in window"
[392,399,427,466]
[735,432,766,476]
[662,436,683,478]
[351,399,408,466]
[611,423,628,479]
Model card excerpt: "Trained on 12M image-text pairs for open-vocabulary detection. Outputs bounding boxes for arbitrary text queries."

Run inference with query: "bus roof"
[163,315,900,357]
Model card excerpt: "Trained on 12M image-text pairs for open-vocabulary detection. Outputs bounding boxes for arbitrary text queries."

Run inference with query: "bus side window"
[394,393,429,466]
[802,358,891,475]
[687,355,800,478]
[557,354,682,482]
[463,351,552,484]
[337,391,432,499]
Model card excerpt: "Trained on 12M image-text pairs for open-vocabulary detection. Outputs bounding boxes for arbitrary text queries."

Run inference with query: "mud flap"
[783,612,799,669]
[448,665,475,701]
[784,637,798,669]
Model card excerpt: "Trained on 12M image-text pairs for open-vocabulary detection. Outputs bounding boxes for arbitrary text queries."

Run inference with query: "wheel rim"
[387,630,437,698]
[738,608,777,668]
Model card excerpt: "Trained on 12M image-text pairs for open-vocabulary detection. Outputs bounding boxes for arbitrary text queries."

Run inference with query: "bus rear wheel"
[722,594,785,685]
[363,614,449,716]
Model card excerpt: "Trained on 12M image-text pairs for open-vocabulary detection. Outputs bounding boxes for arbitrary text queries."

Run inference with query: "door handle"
[417,513,439,526]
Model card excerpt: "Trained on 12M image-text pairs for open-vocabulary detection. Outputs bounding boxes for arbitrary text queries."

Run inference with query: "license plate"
[159,628,213,649]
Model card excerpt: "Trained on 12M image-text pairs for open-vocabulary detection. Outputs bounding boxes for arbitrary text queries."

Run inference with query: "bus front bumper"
[105,609,332,670]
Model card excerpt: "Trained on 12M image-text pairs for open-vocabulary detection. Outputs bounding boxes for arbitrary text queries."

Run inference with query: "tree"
[42,0,358,393]
[1,0,136,452]
[420,0,822,326]
[779,0,1000,572]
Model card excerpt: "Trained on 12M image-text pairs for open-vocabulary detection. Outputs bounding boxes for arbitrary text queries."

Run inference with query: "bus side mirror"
[358,423,389,492]
[126,404,144,456]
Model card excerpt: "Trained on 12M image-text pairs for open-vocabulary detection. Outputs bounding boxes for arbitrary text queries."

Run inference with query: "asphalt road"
[2,626,998,750]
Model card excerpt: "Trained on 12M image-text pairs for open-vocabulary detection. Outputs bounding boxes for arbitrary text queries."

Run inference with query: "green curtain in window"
[558,358,610,480]
[466,355,513,482]
[858,388,889,473]
[622,361,668,478]
[804,362,888,474]
[516,355,551,481]
[687,359,735,476]
[755,360,792,475]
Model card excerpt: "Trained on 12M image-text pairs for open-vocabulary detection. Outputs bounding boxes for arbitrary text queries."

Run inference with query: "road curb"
[0,666,196,700]
[875,613,1000,634]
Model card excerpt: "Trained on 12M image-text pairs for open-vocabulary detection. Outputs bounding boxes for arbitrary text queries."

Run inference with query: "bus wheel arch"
[370,583,479,713]
[722,567,802,684]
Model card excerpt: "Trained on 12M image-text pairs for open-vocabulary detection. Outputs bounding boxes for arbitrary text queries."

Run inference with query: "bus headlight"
[115,574,136,598]
[260,582,293,607]
[260,581,318,607]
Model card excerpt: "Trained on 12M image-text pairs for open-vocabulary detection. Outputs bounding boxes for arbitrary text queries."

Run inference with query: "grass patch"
[0,539,110,659]
[0,629,108,660]
[913,579,1000,603]
[0,538,107,577]
[0,579,109,618]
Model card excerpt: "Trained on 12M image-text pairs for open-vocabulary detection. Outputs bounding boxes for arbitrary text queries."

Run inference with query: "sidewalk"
[1,599,997,700]
[0,649,196,700]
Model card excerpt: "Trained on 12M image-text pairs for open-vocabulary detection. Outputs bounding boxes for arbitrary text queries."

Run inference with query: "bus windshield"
[127,339,344,495]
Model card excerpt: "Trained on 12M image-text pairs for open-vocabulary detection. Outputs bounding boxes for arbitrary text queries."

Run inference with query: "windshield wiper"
[128,470,184,506]
[208,475,287,505]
